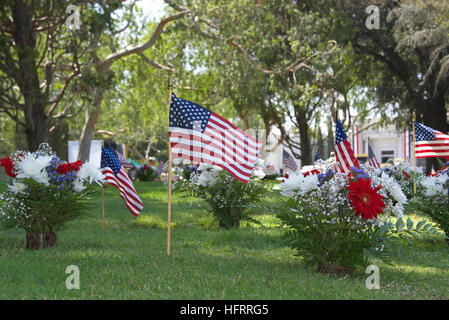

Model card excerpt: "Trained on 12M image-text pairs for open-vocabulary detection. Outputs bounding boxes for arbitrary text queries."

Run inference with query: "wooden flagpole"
[167,77,173,255]
[412,112,417,194]
[102,187,105,229]
[101,139,105,229]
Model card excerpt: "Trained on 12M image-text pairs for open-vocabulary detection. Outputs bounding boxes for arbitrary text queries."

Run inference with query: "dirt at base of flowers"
[317,263,354,276]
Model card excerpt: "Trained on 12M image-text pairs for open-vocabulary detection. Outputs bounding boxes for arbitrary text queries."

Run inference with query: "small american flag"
[169,93,261,183]
[282,149,298,172]
[335,116,360,173]
[429,166,437,176]
[313,151,321,163]
[415,122,449,158]
[101,147,143,216]
[157,158,164,175]
[368,144,380,168]
[114,150,134,169]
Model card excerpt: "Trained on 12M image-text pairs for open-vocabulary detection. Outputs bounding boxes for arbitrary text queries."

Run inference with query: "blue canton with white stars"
[415,122,436,141]
[169,93,212,133]
[101,147,122,175]
[368,144,375,158]
[335,118,348,144]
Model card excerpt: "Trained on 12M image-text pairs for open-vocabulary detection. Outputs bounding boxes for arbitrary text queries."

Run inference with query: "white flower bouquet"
[0,144,104,249]
[184,163,271,229]
[411,167,449,245]
[273,160,435,274]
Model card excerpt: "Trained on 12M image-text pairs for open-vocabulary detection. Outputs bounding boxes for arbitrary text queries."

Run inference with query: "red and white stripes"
[101,166,143,216]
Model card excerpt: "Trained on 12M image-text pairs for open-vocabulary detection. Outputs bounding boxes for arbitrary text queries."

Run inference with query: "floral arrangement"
[410,168,449,244]
[183,163,271,229]
[136,164,158,181]
[273,160,435,274]
[0,143,104,247]
[386,160,423,198]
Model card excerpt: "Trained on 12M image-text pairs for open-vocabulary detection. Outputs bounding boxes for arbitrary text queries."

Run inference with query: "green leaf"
[406,218,414,231]
[396,218,405,231]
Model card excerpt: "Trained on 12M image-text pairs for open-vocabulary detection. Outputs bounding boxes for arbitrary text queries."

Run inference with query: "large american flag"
[414,122,449,158]
[168,93,261,183]
[335,117,360,173]
[282,149,298,172]
[101,147,143,216]
[368,144,380,168]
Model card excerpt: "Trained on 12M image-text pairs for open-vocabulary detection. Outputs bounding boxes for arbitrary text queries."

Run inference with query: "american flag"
[368,144,380,168]
[429,166,437,176]
[168,93,261,183]
[335,116,360,173]
[114,149,134,169]
[282,149,298,172]
[157,158,164,175]
[414,122,449,158]
[313,151,321,163]
[101,147,143,216]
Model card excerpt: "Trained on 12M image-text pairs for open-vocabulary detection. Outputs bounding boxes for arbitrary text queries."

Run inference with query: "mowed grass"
[0,181,448,299]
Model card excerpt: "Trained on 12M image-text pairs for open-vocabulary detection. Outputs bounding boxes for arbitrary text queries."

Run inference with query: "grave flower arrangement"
[184,163,271,229]
[273,162,435,274]
[0,144,104,249]
[136,164,158,181]
[388,160,423,198]
[410,168,449,245]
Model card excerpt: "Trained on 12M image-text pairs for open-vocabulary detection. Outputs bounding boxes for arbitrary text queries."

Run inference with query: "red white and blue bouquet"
[0,144,104,247]
[273,160,435,274]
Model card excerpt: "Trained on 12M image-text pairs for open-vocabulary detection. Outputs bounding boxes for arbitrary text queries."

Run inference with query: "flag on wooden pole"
[101,147,143,216]
[313,151,321,163]
[368,144,381,168]
[414,121,449,158]
[168,93,261,183]
[335,115,360,173]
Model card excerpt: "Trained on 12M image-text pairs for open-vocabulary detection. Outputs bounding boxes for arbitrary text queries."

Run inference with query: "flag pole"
[102,187,105,229]
[412,112,417,194]
[167,76,173,255]
[101,139,105,229]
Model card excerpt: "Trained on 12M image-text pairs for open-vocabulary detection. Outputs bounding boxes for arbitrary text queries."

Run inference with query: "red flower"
[285,173,289,179]
[347,178,385,220]
[280,168,284,175]
[304,169,320,177]
[56,160,83,175]
[0,157,16,177]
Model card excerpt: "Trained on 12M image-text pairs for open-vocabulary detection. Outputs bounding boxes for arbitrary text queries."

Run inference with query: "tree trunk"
[13,0,49,151]
[25,103,48,151]
[144,139,152,161]
[297,113,311,166]
[78,87,105,161]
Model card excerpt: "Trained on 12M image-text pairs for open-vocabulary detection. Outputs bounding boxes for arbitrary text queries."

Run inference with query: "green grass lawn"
[0,181,448,299]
